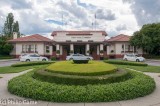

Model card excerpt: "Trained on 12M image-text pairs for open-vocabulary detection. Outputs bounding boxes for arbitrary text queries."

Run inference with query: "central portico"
[52,31,107,60]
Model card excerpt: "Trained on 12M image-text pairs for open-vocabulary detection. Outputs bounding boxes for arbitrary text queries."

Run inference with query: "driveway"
[145,60,160,66]
[0,59,19,67]
[0,69,160,106]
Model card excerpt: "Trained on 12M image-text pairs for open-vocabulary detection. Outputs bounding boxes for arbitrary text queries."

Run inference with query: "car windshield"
[135,55,141,57]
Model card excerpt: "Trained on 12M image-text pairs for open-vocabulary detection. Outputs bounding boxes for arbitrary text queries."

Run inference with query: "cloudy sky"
[0,0,160,37]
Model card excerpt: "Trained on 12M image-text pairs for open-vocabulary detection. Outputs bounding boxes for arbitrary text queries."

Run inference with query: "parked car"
[66,54,93,60]
[20,54,48,62]
[123,54,145,62]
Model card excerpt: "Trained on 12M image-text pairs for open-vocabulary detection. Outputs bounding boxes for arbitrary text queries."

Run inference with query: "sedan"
[20,54,48,62]
[123,54,145,62]
[66,54,93,60]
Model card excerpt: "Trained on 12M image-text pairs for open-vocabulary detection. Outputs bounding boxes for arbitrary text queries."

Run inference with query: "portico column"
[60,45,63,55]
[100,44,104,56]
[56,44,60,55]
[86,44,90,55]
[124,44,125,54]
[70,44,74,54]
[97,45,99,55]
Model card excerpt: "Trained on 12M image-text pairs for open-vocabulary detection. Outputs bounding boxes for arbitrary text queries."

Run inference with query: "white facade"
[11,42,52,56]
[53,32,105,42]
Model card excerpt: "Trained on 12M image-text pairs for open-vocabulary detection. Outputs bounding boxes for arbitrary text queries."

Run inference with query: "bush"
[73,60,89,64]
[104,60,148,66]
[8,69,155,102]
[45,61,117,76]
[11,61,54,67]
[51,57,56,61]
[104,57,109,60]
[33,69,131,85]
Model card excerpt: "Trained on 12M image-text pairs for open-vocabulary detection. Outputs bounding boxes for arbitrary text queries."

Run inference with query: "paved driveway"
[145,60,160,66]
[0,59,19,67]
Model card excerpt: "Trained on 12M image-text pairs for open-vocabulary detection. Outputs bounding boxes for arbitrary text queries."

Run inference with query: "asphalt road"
[145,60,160,66]
[0,59,159,67]
[0,60,19,67]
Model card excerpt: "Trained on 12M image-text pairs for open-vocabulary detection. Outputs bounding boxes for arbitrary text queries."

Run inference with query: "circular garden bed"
[8,61,156,102]
[45,61,117,76]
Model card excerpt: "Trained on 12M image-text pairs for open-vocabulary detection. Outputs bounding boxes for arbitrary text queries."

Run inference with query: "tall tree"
[130,23,160,55]
[3,13,20,38]
[13,21,20,37]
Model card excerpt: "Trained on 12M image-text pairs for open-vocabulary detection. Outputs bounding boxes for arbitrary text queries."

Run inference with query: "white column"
[124,44,125,54]
[97,45,99,55]
[60,45,63,55]
[107,46,110,55]
[100,44,104,51]
[86,44,90,55]
[49,45,52,55]
[56,44,60,55]
[70,44,74,54]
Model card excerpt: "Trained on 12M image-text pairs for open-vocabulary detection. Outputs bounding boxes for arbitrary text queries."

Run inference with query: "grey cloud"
[124,0,160,26]
[0,0,32,10]
[18,11,53,35]
[116,24,127,31]
[96,9,116,20]
[57,1,87,19]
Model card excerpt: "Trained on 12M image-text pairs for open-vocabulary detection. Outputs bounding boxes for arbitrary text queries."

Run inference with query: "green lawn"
[116,65,160,73]
[0,65,48,74]
[0,55,14,60]
[46,61,117,76]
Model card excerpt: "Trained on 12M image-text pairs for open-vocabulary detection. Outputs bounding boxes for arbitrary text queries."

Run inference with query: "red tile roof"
[51,31,107,36]
[8,34,52,42]
[106,34,131,42]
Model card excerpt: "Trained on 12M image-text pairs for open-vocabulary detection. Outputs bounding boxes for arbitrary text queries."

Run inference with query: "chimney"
[13,32,18,39]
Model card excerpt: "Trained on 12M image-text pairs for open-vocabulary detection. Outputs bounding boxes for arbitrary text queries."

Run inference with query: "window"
[53,46,56,51]
[35,45,37,52]
[22,45,25,52]
[46,45,50,53]
[122,44,124,49]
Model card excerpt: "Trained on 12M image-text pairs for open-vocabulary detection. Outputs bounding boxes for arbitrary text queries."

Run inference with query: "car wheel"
[42,59,46,61]
[124,58,127,61]
[87,58,90,60]
[136,59,140,62]
[69,58,73,60]
[26,59,30,62]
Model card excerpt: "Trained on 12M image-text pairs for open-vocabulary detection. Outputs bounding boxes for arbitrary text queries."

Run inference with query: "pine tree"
[3,13,20,38]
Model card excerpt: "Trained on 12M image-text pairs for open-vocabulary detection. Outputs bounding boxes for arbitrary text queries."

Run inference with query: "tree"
[0,36,13,55]
[130,23,160,55]
[3,13,20,38]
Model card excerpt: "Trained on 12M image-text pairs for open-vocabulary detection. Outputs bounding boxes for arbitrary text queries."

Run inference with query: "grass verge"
[104,60,148,66]
[116,65,160,73]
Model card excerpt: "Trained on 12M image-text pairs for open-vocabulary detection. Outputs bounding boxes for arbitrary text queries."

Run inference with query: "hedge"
[104,60,148,66]
[8,69,155,102]
[33,69,131,85]
[73,60,89,64]
[11,61,54,67]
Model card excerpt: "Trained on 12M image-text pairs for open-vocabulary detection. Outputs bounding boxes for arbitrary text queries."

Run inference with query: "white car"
[66,54,93,60]
[123,54,145,62]
[20,54,48,62]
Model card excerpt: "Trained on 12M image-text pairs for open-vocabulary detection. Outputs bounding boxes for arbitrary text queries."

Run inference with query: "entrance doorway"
[74,45,85,55]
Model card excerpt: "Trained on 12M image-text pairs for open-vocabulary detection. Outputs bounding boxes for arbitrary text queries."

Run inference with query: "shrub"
[73,60,89,64]
[104,57,109,60]
[51,57,56,61]
[11,61,54,67]
[104,60,148,66]
[8,69,155,102]
[33,69,131,85]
